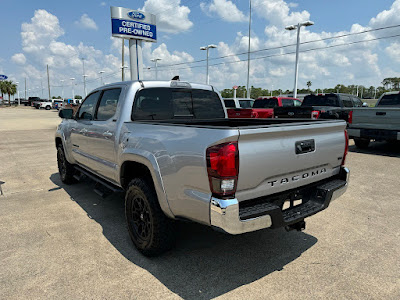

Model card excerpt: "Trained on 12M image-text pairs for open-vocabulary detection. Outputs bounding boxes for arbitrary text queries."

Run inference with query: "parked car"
[274,93,367,121]
[35,99,53,110]
[252,96,302,118]
[56,79,349,256]
[223,98,255,118]
[348,91,400,148]
[52,100,63,109]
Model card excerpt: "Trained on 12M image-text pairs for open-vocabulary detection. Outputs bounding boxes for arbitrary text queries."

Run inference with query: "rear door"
[236,121,347,201]
[83,88,122,181]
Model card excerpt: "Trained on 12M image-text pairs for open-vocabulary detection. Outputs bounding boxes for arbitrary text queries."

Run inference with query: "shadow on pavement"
[50,173,317,299]
[349,141,400,158]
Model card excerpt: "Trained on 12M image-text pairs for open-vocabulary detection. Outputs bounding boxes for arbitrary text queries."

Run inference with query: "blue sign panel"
[111,19,156,41]
[0,75,8,80]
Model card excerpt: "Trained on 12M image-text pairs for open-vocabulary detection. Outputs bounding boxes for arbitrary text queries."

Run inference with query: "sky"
[1,0,400,98]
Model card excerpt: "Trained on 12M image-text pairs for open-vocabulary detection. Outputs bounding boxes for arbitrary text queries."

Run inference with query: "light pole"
[246,0,252,98]
[285,20,314,98]
[151,58,162,80]
[15,82,20,105]
[60,80,64,100]
[81,58,87,97]
[70,78,75,100]
[120,66,128,81]
[200,44,217,85]
[99,71,105,85]
[83,75,88,97]
[271,84,273,97]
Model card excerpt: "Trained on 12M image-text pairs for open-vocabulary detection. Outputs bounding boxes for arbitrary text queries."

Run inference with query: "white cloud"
[142,0,193,33]
[100,2,106,6]
[385,42,400,63]
[288,2,298,8]
[200,0,246,22]
[75,14,98,30]
[11,53,26,65]
[253,0,310,27]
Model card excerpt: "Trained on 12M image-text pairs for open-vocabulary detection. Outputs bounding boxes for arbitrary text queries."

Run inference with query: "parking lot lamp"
[285,21,314,98]
[60,80,64,100]
[151,58,162,80]
[99,71,105,85]
[70,78,75,100]
[200,44,217,85]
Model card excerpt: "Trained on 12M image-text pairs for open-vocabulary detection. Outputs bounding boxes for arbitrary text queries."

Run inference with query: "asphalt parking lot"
[0,107,399,299]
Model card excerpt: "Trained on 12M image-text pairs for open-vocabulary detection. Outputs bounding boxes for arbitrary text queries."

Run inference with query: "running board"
[74,165,124,194]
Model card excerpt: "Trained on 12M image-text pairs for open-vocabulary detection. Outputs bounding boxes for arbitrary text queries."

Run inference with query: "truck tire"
[354,138,370,149]
[57,146,76,184]
[125,178,175,256]
[46,105,51,110]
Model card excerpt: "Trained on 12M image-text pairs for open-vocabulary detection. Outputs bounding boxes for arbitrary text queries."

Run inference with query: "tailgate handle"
[376,112,386,116]
[295,140,315,154]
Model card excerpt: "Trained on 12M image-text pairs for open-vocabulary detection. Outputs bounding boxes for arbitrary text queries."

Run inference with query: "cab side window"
[77,91,101,120]
[351,96,363,107]
[281,99,294,107]
[341,95,353,107]
[96,88,122,121]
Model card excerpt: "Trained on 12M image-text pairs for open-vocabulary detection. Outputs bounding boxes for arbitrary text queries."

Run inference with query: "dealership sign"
[0,75,8,81]
[110,6,156,42]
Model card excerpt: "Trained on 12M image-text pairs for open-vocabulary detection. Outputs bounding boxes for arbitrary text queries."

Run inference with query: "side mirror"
[59,108,74,119]
[362,102,369,107]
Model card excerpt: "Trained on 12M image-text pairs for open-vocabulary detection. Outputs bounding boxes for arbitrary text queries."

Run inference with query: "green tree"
[0,81,6,102]
[3,81,17,106]
[306,81,312,91]
[75,95,82,99]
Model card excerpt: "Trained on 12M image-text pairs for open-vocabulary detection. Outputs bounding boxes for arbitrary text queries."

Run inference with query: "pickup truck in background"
[274,93,366,121]
[56,79,349,256]
[252,96,302,118]
[223,98,255,118]
[348,91,400,148]
[35,100,53,110]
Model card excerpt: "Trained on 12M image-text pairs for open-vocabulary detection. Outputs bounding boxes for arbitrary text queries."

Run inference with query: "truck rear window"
[223,100,235,108]
[378,94,400,106]
[132,88,225,120]
[302,95,339,107]
[253,99,278,108]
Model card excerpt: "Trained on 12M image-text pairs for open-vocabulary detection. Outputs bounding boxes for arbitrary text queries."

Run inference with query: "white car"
[36,100,53,110]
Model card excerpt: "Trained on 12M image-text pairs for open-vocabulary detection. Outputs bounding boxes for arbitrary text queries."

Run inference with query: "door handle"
[376,112,386,116]
[103,131,113,137]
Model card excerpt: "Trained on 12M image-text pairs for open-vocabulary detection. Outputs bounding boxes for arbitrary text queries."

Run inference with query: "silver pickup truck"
[348,92,400,148]
[56,80,349,256]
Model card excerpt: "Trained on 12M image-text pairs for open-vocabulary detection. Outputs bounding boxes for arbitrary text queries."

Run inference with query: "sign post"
[111,6,157,81]
[233,85,238,99]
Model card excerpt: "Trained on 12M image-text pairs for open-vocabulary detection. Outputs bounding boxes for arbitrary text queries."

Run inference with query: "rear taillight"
[251,111,259,118]
[348,111,353,124]
[206,142,239,198]
[311,110,320,119]
[342,130,349,166]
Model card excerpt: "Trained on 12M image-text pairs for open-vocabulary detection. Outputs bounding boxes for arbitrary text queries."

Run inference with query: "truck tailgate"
[236,121,347,201]
[351,107,400,130]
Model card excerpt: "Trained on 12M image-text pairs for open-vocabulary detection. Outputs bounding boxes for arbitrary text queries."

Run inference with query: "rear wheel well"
[121,161,154,190]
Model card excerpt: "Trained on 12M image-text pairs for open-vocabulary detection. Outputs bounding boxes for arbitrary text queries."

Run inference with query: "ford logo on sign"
[0,75,8,80]
[127,11,145,20]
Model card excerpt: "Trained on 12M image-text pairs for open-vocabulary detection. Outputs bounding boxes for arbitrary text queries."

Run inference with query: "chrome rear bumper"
[210,167,349,235]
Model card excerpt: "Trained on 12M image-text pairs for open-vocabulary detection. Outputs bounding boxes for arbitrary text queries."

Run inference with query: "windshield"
[253,98,278,108]
[223,99,235,108]
[239,100,254,108]
[378,94,400,106]
[302,95,339,107]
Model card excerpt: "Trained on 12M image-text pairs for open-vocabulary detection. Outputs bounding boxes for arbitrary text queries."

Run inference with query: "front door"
[71,91,101,167]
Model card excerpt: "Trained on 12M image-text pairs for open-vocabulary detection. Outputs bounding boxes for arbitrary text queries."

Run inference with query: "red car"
[251,96,302,118]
